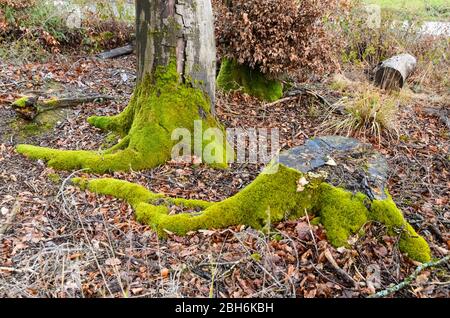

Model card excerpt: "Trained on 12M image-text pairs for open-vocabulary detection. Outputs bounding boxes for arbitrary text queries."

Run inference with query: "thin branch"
[368,255,450,298]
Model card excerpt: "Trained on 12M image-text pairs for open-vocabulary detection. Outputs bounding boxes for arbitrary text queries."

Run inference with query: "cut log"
[97,44,134,59]
[374,53,417,90]
[12,95,114,120]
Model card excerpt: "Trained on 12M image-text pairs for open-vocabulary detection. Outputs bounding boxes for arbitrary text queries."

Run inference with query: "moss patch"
[47,173,61,183]
[17,59,233,173]
[73,163,431,263]
[12,96,31,108]
[217,58,283,102]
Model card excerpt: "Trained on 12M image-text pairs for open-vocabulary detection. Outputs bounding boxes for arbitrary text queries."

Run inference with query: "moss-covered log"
[217,58,283,102]
[16,0,230,173]
[12,95,113,120]
[73,162,431,263]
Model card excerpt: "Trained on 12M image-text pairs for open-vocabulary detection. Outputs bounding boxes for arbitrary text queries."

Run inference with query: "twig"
[304,209,318,256]
[0,266,36,274]
[264,96,297,107]
[324,249,357,288]
[368,255,450,298]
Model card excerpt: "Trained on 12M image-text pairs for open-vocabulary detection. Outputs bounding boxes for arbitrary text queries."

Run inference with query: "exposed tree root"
[72,163,431,263]
[16,61,232,173]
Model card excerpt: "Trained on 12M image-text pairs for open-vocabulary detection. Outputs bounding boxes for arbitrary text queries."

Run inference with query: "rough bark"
[136,0,216,107]
[17,0,228,173]
[374,53,417,90]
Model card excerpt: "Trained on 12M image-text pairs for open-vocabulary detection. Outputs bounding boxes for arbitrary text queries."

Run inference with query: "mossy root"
[16,60,232,173]
[73,164,431,263]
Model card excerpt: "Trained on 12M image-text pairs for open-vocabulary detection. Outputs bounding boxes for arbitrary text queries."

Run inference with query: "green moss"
[17,59,233,173]
[316,184,369,247]
[317,184,431,262]
[217,58,283,102]
[72,163,431,263]
[370,198,431,262]
[12,96,30,108]
[251,253,262,262]
[16,122,53,139]
[47,173,61,183]
[42,97,59,108]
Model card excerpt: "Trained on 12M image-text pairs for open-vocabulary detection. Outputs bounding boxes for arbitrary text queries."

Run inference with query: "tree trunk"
[217,58,283,102]
[17,0,230,173]
[136,0,216,107]
[215,1,283,102]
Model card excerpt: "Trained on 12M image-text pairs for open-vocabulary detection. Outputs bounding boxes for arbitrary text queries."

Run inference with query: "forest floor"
[0,53,448,298]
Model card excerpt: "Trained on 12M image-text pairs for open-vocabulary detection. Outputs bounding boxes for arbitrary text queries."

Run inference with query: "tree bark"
[17,0,229,173]
[136,0,216,107]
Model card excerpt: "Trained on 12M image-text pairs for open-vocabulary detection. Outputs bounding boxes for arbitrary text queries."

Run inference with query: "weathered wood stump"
[374,53,417,90]
[277,136,388,200]
[74,136,431,262]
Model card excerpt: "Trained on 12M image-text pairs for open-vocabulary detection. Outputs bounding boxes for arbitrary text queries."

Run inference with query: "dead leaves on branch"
[214,0,343,80]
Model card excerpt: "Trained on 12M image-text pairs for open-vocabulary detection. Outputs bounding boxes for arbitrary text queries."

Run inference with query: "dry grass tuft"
[322,77,412,142]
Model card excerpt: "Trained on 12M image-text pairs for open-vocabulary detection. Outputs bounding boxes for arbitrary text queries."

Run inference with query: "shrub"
[339,1,449,93]
[213,0,344,80]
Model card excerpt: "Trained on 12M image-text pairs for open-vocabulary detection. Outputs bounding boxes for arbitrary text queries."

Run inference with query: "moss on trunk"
[73,163,431,263]
[16,60,232,173]
[217,58,283,102]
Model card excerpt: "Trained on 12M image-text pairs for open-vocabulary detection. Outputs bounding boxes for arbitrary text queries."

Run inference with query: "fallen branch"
[12,95,114,120]
[97,44,134,59]
[272,84,344,115]
[324,249,357,288]
[368,255,450,298]
[0,266,36,274]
